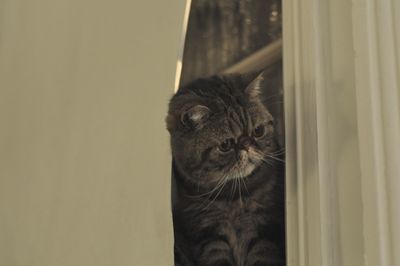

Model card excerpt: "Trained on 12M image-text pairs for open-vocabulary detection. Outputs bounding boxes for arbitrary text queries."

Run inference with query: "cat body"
[167,74,285,266]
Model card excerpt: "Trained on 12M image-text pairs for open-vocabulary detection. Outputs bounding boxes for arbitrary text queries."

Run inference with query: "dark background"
[180,0,281,85]
[179,0,284,145]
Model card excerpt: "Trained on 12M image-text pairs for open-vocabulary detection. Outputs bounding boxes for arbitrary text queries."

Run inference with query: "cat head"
[166,73,277,188]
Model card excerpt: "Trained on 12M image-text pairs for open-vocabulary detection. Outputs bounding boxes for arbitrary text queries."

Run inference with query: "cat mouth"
[227,150,260,179]
[226,162,256,180]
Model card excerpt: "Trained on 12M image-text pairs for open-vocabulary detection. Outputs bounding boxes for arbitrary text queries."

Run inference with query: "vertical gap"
[170,0,285,265]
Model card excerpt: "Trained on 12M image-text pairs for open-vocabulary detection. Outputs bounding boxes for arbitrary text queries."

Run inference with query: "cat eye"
[219,138,234,152]
[253,124,266,138]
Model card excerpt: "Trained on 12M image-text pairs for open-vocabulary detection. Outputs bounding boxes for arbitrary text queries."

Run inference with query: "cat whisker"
[256,150,285,163]
[201,173,230,210]
[233,177,237,202]
[237,176,242,205]
[253,152,274,166]
[264,154,285,163]
[192,177,230,211]
[270,148,286,156]
[241,175,250,196]
[263,158,274,166]
[251,151,270,165]
[187,173,229,199]
[270,152,285,157]
[230,176,237,201]
[202,179,228,210]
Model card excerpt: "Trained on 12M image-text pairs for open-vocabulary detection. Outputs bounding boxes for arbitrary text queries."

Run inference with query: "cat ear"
[244,73,264,100]
[180,105,210,129]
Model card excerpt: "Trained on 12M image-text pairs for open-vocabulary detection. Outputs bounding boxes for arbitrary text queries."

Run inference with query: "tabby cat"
[167,73,285,266]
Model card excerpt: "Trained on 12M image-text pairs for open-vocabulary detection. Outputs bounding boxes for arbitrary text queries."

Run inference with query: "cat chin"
[227,162,257,180]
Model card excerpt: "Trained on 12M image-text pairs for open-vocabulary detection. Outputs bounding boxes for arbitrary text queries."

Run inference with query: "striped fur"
[167,74,285,266]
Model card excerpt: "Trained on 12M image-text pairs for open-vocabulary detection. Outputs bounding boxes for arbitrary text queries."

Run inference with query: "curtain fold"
[284,0,400,265]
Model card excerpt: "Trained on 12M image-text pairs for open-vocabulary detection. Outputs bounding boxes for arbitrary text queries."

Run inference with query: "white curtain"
[284,0,400,265]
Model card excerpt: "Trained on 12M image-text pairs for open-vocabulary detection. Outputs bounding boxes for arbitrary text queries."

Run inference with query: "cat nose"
[239,136,252,150]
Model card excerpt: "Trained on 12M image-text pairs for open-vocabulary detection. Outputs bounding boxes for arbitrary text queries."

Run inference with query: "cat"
[166,73,285,266]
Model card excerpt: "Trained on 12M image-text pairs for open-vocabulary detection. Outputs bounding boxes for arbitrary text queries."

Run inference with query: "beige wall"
[0,1,185,265]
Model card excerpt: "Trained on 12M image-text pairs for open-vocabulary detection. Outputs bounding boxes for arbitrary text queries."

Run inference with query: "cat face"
[167,74,276,188]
